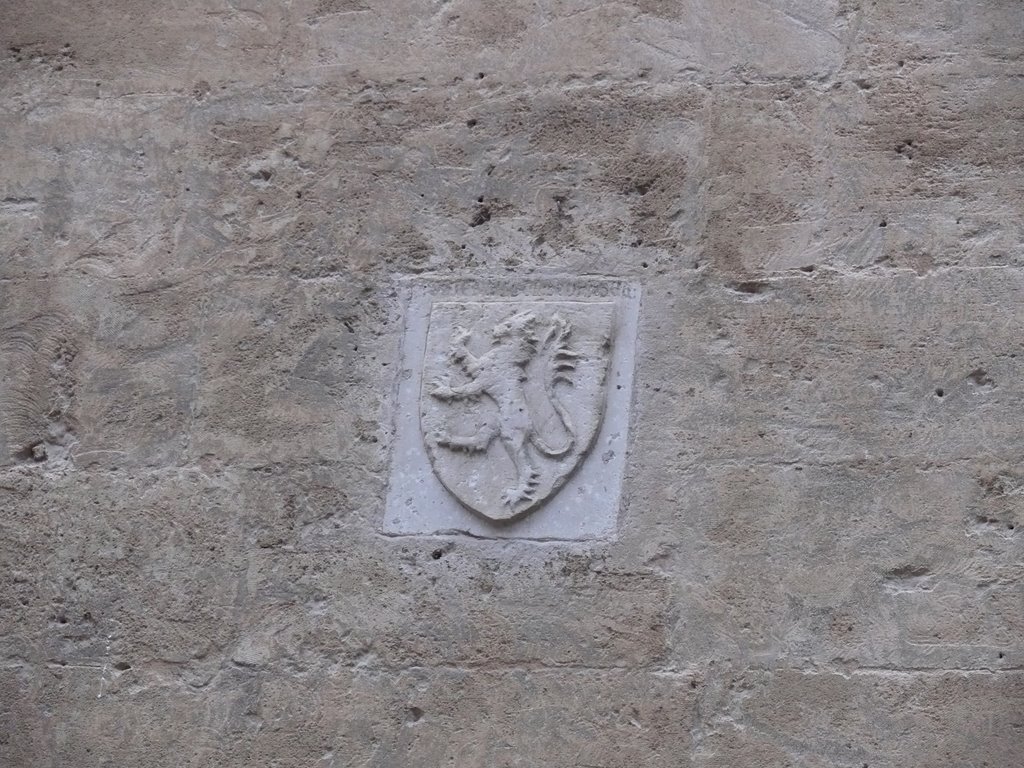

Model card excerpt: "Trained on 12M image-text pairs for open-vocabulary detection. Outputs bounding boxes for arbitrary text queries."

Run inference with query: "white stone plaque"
[384,278,641,540]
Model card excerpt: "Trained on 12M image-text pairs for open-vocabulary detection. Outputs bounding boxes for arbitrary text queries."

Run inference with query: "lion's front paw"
[429,377,455,400]
[448,326,472,361]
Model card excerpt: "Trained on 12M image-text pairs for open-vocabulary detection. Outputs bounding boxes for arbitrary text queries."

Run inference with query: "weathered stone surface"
[645,461,1023,671]
[0,469,669,672]
[2,0,1023,765]
[0,470,246,670]
[1,665,698,767]
[693,668,1024,767]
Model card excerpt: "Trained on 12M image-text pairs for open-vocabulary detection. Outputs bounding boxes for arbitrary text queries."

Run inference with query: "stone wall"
[2,1,1023,765]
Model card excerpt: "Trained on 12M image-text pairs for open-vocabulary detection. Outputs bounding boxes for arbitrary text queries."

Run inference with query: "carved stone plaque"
[385,278,641,540]
[422,300,615,522]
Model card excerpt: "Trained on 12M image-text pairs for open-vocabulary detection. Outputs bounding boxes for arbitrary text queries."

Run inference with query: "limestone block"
[0,665,698,768]
[0,1,285,93]
[0,277,201,469]
[282,0,844,84]
[235,541,670,669]
[188,275,390,468]
[0,95,188,279]
[693,668,1024,767]
[0,470,246,670]
[633,269,1024,468]
[635,461,1024,670]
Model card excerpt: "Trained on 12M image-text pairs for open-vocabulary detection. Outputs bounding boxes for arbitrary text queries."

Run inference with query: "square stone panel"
[385,277,641,540]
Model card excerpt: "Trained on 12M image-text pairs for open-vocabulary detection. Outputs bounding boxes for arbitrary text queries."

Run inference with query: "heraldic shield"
[420,300,616,523]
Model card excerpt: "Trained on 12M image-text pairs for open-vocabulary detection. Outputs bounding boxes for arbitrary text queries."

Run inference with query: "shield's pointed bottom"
[463,498,544,525]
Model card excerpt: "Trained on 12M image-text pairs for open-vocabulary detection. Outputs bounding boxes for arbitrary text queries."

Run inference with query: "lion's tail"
[531,315,579,458]
[531,419,575,458]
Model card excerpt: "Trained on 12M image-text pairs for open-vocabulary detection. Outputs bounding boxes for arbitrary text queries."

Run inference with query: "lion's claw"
[429,377,455,400]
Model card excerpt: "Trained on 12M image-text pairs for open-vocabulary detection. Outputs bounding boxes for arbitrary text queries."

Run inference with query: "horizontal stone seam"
[8,66,1019,106]
[6,662,1022,677]
[0,452,1015,482]
[4,261,1024,286]
[719,664,1024,677]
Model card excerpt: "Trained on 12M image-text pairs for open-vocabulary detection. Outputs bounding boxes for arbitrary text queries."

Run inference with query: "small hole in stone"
[408,706,424,722]
[13,443,45,462]
[879,220,887,228]
[431,549,444,560]
[469,205,491,227]
[466,118,477,127]
[113,661,131,671]
[641,262,649,269]
[935,388,944,397]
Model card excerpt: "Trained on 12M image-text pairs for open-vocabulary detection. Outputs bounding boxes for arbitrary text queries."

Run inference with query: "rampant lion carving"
[427,310,581,510]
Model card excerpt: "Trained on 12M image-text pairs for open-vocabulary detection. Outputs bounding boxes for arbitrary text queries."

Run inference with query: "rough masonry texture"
[1,1,1023,766]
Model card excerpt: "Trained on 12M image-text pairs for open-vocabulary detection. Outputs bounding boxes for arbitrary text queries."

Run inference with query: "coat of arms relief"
[420,301,616,523]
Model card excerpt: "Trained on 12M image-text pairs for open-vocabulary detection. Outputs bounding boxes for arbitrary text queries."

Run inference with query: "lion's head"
[490,310,540,361]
